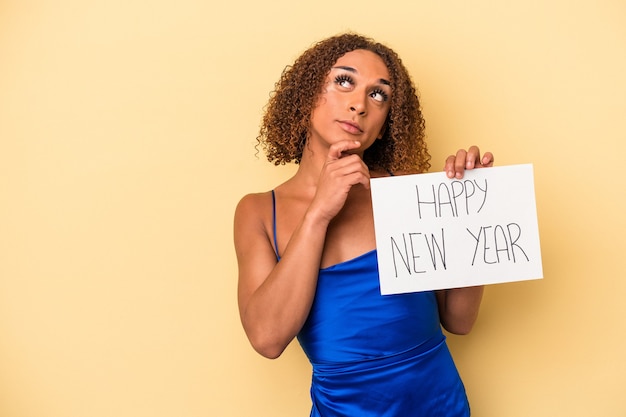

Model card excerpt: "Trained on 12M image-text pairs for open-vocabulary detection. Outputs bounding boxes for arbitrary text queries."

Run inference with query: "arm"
[234,194,329,358]
[436,145,494,334]
[235,140,369,359]
[436,286,484,334]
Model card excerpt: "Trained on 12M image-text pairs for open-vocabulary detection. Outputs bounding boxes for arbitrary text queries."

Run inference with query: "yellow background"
[1,1,625,416]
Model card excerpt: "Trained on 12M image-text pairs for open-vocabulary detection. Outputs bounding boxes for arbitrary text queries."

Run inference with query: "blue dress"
[272,192,470,416]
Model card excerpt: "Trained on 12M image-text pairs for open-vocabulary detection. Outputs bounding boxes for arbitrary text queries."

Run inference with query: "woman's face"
[308,49,392,155]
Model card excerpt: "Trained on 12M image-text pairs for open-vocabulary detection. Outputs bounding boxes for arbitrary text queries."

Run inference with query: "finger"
[454,149,468,178]
[444,155,457,178]
[481,151,494,167]
[333,163,371,189]
[327,140,362,161]
[354,171,371,189]
[465,145,480,169]
[331,154,370,181]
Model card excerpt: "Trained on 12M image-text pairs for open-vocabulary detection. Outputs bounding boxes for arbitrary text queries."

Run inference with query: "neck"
[291,146,326,189]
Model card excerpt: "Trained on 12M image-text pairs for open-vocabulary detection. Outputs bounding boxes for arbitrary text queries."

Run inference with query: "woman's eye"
[370,89,389,102]
[334,75,353,88]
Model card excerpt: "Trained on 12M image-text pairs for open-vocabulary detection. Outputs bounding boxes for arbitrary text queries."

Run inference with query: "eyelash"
[334,74,353,87]
[334,74,389,102]
[371,88,389,102]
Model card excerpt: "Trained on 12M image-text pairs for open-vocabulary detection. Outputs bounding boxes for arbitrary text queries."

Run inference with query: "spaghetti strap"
[271,190,280,261]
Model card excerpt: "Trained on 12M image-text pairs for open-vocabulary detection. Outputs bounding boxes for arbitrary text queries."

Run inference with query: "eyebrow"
[332,65,391,86]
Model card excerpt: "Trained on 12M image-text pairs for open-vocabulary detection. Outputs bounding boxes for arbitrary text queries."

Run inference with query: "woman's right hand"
[235,140,370,359]
[310,140,370,223]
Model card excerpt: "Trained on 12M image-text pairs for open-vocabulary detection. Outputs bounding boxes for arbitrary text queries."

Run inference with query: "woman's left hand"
[444,145,494,179]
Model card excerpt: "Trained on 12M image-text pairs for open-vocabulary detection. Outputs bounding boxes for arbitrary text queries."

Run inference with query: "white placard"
[370,164,543,295]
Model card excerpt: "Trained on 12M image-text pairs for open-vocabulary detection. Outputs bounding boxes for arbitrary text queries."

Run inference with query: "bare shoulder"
[234,190,277,266]
[370,169,392,179]
[234,191,273,234]
[236,191,272,215]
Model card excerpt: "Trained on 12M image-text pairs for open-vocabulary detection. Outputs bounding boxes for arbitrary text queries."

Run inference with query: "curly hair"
[257,33,430,173]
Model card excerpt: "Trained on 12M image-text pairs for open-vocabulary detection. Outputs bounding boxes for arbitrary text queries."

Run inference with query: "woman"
[234,33,493,416]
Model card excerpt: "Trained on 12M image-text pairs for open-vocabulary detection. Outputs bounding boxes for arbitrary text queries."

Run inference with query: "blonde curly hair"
[258,33,430,173]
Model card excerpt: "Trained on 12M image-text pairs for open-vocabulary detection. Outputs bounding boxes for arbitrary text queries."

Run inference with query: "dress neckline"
[320,249,377,271]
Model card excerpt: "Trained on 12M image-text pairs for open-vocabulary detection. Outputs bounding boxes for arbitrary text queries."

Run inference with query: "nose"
[350,105,366,116]
[349,92,367,116]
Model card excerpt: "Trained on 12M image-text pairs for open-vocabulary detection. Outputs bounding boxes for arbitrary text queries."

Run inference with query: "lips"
[338,120,363,134]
